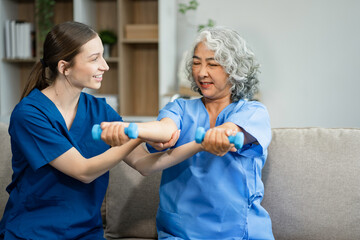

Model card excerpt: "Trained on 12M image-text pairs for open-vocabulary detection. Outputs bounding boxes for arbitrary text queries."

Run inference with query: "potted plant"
[99,30,117,58]
[178,0,215,32]
[35,0,55,56]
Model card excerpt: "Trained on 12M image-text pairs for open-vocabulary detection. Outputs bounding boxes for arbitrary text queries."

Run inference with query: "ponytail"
[20,61,49,100]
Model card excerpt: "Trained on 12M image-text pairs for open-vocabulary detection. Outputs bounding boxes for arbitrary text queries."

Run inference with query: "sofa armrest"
[0,122,12,219]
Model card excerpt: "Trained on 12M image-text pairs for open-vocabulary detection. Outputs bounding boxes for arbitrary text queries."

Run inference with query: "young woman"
[101,27,274,240]
[0,21,201,239]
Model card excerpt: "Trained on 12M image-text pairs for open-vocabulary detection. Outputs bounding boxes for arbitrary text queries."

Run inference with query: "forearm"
[84,139,143,181]
[100,118,177,145]
[124,141,202,176]
[135,117,178,142]
[50,138,143,183]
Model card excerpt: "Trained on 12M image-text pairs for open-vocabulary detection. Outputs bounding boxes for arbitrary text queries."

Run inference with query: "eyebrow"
[192,56,216,61]
[88,53,100,58]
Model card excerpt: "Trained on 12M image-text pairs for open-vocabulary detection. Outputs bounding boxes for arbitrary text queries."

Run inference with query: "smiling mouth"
[199,82,213,87]
[93,74,103,78]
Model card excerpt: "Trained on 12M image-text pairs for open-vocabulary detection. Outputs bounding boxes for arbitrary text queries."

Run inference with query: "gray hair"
[184,26,260,101]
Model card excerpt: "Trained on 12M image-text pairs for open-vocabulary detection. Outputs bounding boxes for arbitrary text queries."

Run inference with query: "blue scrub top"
[0,89,122,239]
[153,98,274,240]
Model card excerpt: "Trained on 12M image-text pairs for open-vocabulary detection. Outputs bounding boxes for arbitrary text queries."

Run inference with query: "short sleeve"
[157,99,185,129]
[145,99,186,153]
[227,101,271,155]
[104,100,123,122]
[9,107,73,171]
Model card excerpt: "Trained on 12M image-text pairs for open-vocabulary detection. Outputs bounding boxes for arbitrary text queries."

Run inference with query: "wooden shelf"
[104,57,119,63]
[0,0,164,118]
[122,39,158,44]
[118,0,159,116]
[125,24,158,40]
[3,58,36,63]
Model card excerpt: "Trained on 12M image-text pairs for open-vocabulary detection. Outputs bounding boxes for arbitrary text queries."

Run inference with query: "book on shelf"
[4,20,35,59]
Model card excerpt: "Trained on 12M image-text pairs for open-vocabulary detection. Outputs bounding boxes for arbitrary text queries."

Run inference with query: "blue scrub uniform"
[0,88,122,239]
[154,98,274,240]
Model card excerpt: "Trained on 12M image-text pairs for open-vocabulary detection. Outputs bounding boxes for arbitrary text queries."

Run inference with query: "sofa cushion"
[0,123,11,218]
[103,162,161,240]
[262,128,360,240]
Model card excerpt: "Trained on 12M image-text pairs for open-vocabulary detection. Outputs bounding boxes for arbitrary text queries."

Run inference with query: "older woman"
[101,26,273,240]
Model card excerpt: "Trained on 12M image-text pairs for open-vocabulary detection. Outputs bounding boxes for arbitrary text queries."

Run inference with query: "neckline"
[34,88,83,132]
[198,97,239,127]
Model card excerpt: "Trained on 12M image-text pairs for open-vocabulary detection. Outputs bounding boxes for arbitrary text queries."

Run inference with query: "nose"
[198,64,208,78]
[101,58,110,71]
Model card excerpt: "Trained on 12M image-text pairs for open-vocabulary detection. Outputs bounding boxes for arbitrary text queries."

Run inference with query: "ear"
[57,60,70,76]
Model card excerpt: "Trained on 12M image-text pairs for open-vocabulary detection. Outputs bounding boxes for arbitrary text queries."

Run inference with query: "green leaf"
[99,30,117,45]
[35,0,56,41]
[178,0,198,14]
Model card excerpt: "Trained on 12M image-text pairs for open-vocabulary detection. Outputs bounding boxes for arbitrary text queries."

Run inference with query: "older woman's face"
[192,42,231,101]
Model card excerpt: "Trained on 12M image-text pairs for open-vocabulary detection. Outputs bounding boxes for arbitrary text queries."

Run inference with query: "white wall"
[159,0,178,109]
[176,0,360,128]
[0,0,22,123]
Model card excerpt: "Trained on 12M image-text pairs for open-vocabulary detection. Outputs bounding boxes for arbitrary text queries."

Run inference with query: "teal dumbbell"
[195,127,244,150]
[92,122,139,141]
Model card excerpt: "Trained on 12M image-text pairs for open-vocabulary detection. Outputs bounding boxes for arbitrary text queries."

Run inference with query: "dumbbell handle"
[92,122,139,141]
[195,127,244,150]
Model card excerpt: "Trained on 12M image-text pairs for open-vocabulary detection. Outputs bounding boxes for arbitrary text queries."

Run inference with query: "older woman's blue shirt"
[0,88,121,239]
[154,98,274,240]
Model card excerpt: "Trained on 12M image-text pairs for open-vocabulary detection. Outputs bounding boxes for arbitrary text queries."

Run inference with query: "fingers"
[100,122,109,128]
[146,129,180,151]
[147,142,165,151]
[101,122,129,146]
[229,147,237,152]
[201,128,235,156]
[168,130,181,147]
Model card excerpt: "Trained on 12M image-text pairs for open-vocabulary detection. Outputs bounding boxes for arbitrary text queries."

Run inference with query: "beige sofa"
[1,122,360,239]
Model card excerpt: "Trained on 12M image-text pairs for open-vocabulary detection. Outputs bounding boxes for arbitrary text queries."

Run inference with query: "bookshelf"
[0,0,177,122]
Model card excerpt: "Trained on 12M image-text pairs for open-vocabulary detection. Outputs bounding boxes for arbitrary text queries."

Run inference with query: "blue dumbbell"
[92,122,139,141]
[195,127,244,150]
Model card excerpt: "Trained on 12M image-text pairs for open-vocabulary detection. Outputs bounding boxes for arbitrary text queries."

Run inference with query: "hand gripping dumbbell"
[92,122,139,141]
[195,127,244,150]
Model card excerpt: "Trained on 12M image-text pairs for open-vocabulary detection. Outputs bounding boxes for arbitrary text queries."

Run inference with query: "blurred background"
[175,0,360,128]
[1,0,359,128]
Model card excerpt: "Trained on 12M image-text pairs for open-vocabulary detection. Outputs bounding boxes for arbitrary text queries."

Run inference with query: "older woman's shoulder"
[235,99,268,112]
[171,97,202,106]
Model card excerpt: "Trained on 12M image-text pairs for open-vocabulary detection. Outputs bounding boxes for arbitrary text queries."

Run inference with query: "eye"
[208,62,220,67]
[192,61,201,65]
[92,57,99,62]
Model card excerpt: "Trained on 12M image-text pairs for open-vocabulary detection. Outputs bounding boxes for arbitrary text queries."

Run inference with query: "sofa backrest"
[262,128,360,240]
[0,122,12,217]
[1,125,360,240]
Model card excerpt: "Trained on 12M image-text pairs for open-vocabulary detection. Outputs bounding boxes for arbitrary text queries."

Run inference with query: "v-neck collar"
[198,98,239,127]
[32,88,84,134]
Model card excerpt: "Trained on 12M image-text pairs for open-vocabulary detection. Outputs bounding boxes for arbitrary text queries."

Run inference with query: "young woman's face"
[66,35,109,90]
[192,41,231,101]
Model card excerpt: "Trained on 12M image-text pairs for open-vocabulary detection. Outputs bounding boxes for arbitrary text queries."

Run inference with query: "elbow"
[73,173,95,184]
[77,176,95,184]
[72,164,96,184]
